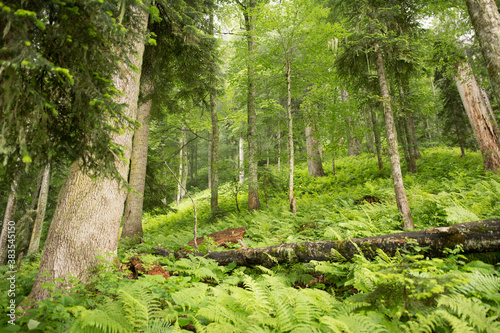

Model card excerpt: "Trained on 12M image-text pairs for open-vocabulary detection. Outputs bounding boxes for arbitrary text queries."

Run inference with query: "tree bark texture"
[27,162,51,255]
[27,8,148,303]
[305,125,325,177]
[0,177,18,265]
[466,0,500,105]
[375,46,414,229]
[239,136,245,184]
[368,107,383,170]
[210,91,219,212]
[154,220,500,267]
[121,80,154,242]
[454,61,500,171]
[244,0,260,211]
[286,61,297,213]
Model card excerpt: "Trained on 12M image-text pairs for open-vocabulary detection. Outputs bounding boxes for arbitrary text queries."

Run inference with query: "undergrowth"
[1,146,499,332]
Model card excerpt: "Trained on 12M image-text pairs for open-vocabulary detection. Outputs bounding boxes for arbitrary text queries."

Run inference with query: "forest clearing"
[1,0,500,332]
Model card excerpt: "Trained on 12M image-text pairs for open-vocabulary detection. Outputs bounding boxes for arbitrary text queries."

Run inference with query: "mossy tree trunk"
[305,124,325,178]
[0,176,19,265]
[27,7,148,304]
[154,220,500,267]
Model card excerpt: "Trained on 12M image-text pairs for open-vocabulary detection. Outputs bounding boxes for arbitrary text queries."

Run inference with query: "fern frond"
[70,301,132,333]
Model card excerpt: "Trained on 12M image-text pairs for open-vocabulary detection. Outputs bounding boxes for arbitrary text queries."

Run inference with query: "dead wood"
[187,227,246,247]
[153,220,500,267]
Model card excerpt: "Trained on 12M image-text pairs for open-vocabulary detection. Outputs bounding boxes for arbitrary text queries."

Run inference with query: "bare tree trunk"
[207,133,212,190]
[0,177,19,265]
[399,85,418,173]
[375,45,414,229]
[210,89,219,212]
[26,7,148,303]
[154,220,500,267]
[121,80,153,242]
[286,61,297,213]
[27,163,51,255]
[305,124,325,177]
[454,61,500,171]
[466,0,500,105]
[368,107,383,170]
[238,136,245,184]
[341,91,361,156]
[244,0,260,211]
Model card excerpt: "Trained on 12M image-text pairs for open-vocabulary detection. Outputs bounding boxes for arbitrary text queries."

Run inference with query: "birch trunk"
[0,177,18,265]
[375,45,414,229]
[454,62,500,171]
[121,80,153,242]
[27,7,148,303]
[27,162,51,255]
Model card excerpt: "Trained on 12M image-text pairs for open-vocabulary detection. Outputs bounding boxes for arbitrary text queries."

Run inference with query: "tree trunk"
[466,0,500,105]
[27,162,51,255]
[121,80,153,242]
[286,60,297,213]
[368,107,383,170]
[454,61,500,171]
[240,0,260,211]
[374,45,414,229]
[277,129,281,172]
[407,114,421,159]
[239,136,245,184]
[154,220,500,267]
[207,132,212,190]
[210,93,219,213]
[341,91,361,156]
[305,124,325,177]
[0,177,19,265]
[26,7,148,303]
[399,85,418,173]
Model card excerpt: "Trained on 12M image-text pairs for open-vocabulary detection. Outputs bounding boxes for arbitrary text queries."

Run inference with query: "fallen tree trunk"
[153,220,500,267]
[187,227,246,247]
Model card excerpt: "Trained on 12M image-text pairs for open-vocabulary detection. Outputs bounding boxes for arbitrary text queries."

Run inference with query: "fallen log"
[153,220,500,267]
[187,227,246,247]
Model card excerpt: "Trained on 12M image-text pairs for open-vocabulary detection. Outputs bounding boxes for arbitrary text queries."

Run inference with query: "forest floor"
[1,146,500,332]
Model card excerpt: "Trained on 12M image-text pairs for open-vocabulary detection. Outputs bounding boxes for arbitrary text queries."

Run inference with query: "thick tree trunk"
[305,124,325,177]
[27,7,148,303]
[368,107,383,170]
[121,80,153,242]
[375,45,414,229]
[27,163,51,255]
[0,177,19,265]
[239,136,245,184]
[466,0,500,105]
[154,220,500,267]
[242,0,260,211]
[286,61,297,213]
[407,114,421,159]
[454,61,500,171]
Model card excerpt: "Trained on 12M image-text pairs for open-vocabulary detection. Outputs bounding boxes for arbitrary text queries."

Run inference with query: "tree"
[454,61,500,171]
[466,0,500,106]
[27,162,50,255]
[26,4,149,304]
[237,0,261,211]
[0,177,18,265]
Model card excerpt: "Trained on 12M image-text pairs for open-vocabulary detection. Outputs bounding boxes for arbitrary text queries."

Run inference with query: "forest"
[0,0,500,331]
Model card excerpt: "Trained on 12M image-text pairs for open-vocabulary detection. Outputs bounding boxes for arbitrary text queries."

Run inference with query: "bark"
[375,45,414,229]
[187,227,246,247]
[121,80,154,242]
[368,107,383,170]
[27,163,51,255]
[177,132,187,205]
[399,85,418,173]
[239,136,245,184]
[407,114,421,159]
[209,12,219,213]
[466,0,500,105]
[454,61,500,171]
[341,91,361,156]
[286,60,297,213]
[210,88,219,212]
[305,124,325,177]
[27,7,148,303]
[154,220,500,267]
[208,133,212,190]
[0,177,19,265]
